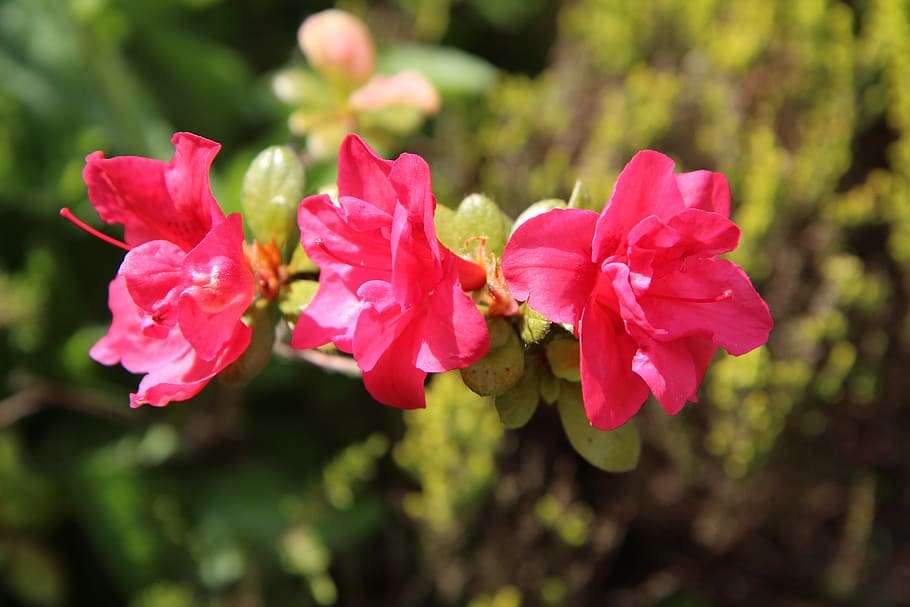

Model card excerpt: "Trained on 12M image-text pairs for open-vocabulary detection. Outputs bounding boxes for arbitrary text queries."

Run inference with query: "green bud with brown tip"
[242,146,305,255]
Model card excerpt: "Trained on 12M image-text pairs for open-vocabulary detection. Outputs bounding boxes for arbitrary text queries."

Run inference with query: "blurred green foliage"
[3,0,910,605]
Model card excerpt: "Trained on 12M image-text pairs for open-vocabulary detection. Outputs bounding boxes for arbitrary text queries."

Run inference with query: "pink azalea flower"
[73,133,255,407]
[502,151,773,430]
[292,135,488,409]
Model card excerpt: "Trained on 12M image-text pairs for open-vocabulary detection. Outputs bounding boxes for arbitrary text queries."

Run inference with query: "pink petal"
[628,209,740,261]
[640,257,773,355]
[593,150,686,261]
[501,208,599,325]
[83,132,224,251]
[631,339,697,416]
[415,259,489,372]
[359,331,428,410]
[90,275,189,370]
[578,301,650,430]
[298,194,393,276]
[131,319,251,407]
[178,214,255,361]
[675,170,731,217]
[336,135,397,215]
[291,266,363,353]
[348,70,441,114]
[120,240,185,330]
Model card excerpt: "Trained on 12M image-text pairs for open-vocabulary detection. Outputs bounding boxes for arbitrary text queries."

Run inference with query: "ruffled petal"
[120,240,185,331]
[336,135,397,215]
[178,214,255,361]
[675,169,731,217]
[501,208,599,325]
[632,339,697,416]
[292,266,364,353]
[640,257,773,355]
[593,150,685,260]
[83,132,223,251]
[578,301,650,430]
[415,259,489,372]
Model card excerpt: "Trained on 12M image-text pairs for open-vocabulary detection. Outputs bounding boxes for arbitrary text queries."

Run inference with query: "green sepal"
[511,198,565,233]
[518,302,551,344]
[557,382,640,472]
[460,325,524,396]
[494,365,540,429]
[545,336,581,382]
[567,180,597,211]
[241,146,305,254]
[220,300,276,385]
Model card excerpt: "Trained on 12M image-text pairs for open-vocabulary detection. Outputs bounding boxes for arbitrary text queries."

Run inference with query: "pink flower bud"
[348,70,441,115]
[298,9,375,85]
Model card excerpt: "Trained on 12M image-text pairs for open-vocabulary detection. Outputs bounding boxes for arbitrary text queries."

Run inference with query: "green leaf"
[377,44,498,97]
[494,366,540,429]
[557,383,640,472]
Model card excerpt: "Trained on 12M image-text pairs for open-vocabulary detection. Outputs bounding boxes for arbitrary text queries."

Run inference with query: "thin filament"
[60,208,131,251]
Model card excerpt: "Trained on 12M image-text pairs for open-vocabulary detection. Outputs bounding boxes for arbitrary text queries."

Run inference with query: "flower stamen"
[60,208,131,251]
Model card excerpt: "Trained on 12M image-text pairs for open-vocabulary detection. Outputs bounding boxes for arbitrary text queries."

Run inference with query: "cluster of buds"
[273,9,441,159]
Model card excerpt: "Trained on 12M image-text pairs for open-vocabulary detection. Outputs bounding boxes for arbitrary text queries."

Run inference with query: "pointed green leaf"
[567,180,597,211]
[377,44,497,97]
[557,383,640,472]
[518,302,551,344]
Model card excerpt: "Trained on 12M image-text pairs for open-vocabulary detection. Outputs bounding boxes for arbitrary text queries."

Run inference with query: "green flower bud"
[557,382,640,472]
[487,317,513,350]
[567,179,597,211]
[434,204,461,252]
[460,326,524,396]
[454,193,513,257]
[511,198,565,233]
[220,300,276,385]
[545,336,581,382]
[494,365,540,429]
[518,302,551,344]
[241,146,305,254]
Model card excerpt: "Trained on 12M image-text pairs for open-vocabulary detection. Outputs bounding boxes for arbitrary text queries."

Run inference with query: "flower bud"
[455,193,513,257]
[242,146,305,255]
[460,324,524,396]
[512,198,565,233]
[298,9,375,86]
[349,70,441,115]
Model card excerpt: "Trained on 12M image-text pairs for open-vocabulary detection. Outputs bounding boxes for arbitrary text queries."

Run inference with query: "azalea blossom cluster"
[67,130,772,434]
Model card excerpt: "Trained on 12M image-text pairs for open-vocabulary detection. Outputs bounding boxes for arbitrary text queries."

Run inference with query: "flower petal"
[415,259,489,372]
[178,215,255,361]
[578,301,650,430]
[120,240,185,332]
[675,170,731,217]
[292,266,364,353]
[593,150,685,260]
[336,135,397,215]
[83,132,224,250]
[640,257,773,355]
[632,339,697,416]
[501,208,599,325]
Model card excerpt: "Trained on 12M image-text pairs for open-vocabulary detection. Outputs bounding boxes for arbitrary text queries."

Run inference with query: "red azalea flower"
[70,133,254,407]
[292,135,488,409]
[502,151,773,430]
